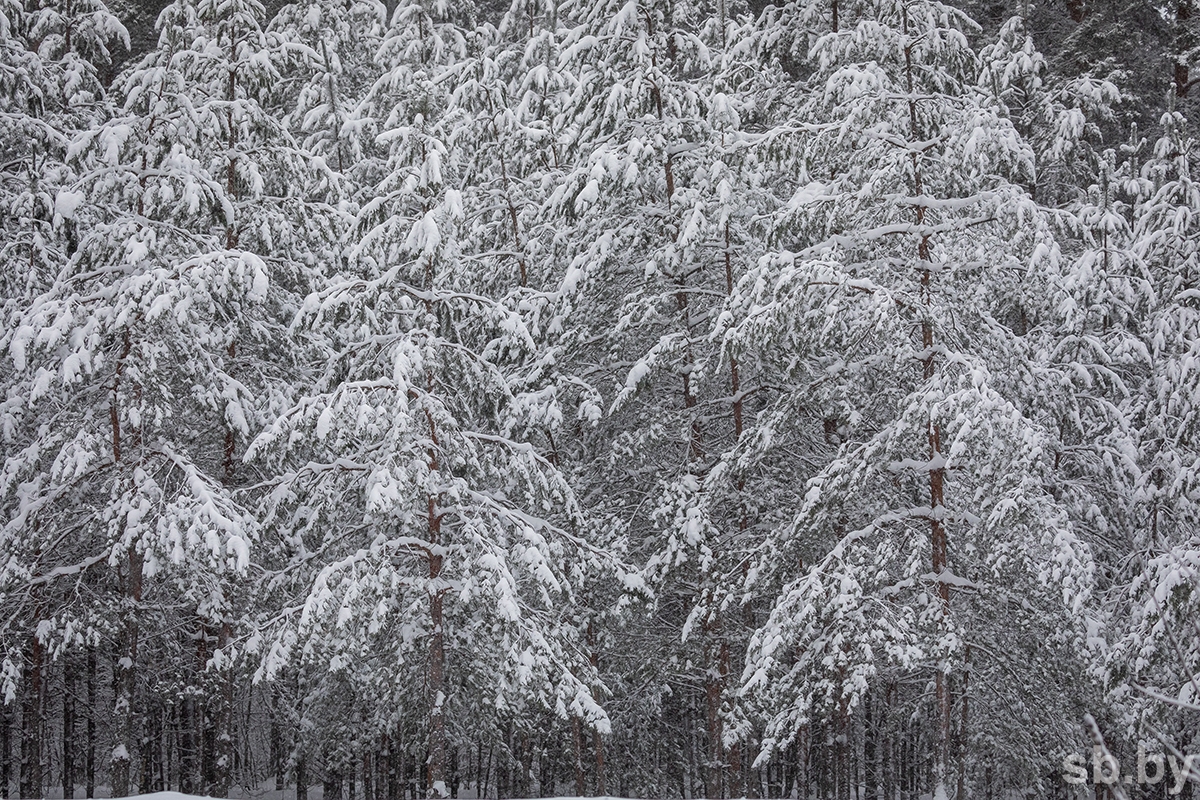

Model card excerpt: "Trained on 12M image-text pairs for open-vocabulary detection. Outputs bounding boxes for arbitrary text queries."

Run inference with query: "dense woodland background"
[3,0,1200,798]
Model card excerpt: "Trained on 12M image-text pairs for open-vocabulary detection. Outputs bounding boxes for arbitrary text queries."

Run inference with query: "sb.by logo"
[1063,746,1198,794]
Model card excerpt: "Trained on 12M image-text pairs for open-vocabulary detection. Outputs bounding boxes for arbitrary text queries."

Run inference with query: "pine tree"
[536,0,780,793]
[0,0,328,793]
[1104,99,1200,744]
[0,0,126,308]
[269,0,386,181]
[730,0,1097,796]
[247,4,616,797]
[0,1,124,796]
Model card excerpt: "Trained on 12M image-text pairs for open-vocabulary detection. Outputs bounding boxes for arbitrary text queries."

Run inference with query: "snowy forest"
[3,0,1200,797]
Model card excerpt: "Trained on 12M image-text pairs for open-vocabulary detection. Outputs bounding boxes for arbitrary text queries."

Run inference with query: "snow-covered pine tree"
[269,0,386,184]
[0,0,332,792]
[247,4,616,797]
[0,0,125,796]
[975,10,1121,205]
[0,0,126,308]
[536,0,784,794]
[730,0,1097,796]
[3,0,1199,791]
[452,5,642,789]
[1103,99,1200,754]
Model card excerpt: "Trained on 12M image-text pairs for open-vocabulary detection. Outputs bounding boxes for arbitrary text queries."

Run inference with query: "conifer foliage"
[1,0,1199,798]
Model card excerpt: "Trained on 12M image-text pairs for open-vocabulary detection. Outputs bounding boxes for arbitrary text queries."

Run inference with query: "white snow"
[54,189,86,221]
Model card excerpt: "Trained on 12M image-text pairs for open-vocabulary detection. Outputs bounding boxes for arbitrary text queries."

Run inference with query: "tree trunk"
[2,698,10,799]
[326,768,343,800]
[297,751,308,800]
[727,740,742,800]
[746,739,761,799]
[518,737,531,799]
[704,614,724,800]
[571,717,585,796]
[416,332,449,799]
[592,727,606,797]
[882,683,894,800]
[1177,0,1194,96]
[271,687,284,792]
[838,701,850,800]
[181,693,196,794]
[587,625,606,798]
[200,625,217,794]
[86,646,96,799]
[167,702,177,790]
[798,724,809,800]
[426,450,447,797]
[112,545,142,798]
[213,621,234,798]
[160,706,169,791]
[20,634,43,800]
[384,735,398,800]
[495,733,507,800]
[955,649,970,800]
[479,738,491,800]
[901,7,952,796]
[140,700,155,794]
[864,690,877,800]
[62,657,74,800]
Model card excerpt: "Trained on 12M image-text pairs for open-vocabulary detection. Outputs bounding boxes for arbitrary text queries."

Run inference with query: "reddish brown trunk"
[19,632,43,799]
[674,282,704,462]
[225,22,239,250]
[665,153,675,209]
[112,546,143,797]
[572,717,585,796]
[704,615,724,800]
[955,647,970,800]
[904,10,951,793]
[223,341,237,483]
[86,646,95,798]
[1177,0,1194,96]
[724,222,745,450]
[428,580,446,797]
[63,657,74,800]
[727,742,742,799]
[426,401,447,798]
[592,732,606,796]
[213,621,233,798]
[111,331,132,463]
[586,622,605,795]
